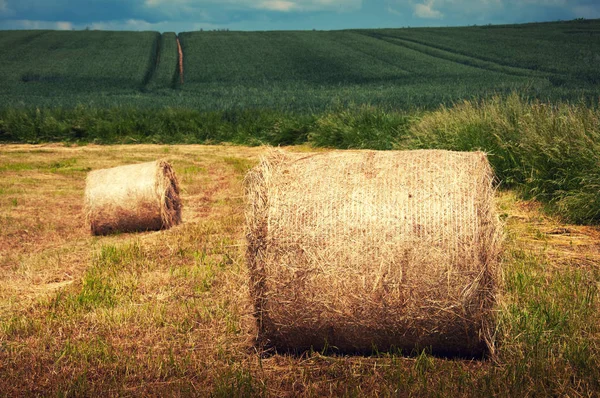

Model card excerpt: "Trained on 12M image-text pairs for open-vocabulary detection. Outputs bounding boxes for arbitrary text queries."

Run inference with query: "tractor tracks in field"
[142,33,184,91]
[141,33,162,89]
[359,31,565,80]
[328,33,412,76]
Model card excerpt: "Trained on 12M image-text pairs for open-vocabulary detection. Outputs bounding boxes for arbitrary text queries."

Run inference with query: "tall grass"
[1,94,599,223]
[409,94,600,224]
[0,106,313,145]
[308,104,414,149]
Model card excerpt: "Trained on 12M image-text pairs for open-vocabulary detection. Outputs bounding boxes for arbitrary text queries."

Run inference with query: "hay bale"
[246,149,502,357]
[85,160,182,235]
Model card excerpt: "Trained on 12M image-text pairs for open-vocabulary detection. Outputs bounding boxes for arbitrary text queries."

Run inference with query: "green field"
[0,19,599,110]
[1,20,600,396]
[0,20,599,224]
[0,30,161,101]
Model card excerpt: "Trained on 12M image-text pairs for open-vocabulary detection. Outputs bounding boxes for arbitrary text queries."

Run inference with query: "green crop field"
[0,30,160,102]
[177,29,534,111]
[146,32,180,93]
[367,20,600,85]
[0,19,598,110]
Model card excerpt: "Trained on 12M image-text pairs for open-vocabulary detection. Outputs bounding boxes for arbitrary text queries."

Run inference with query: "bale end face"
[84,160,182,235]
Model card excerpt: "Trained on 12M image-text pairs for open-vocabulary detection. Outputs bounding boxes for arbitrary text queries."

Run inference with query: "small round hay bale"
[245,149,502,357]
[84,160,182,235]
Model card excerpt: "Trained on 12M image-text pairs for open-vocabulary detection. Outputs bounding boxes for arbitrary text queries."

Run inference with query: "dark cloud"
[1,0,144,23]
[0,0,598,31]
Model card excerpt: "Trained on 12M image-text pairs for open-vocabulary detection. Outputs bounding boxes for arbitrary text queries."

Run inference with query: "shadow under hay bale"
[84,160,182,235]
[245,149,502,358]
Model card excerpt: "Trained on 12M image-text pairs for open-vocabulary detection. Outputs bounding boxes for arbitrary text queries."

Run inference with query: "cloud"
[1,0,599,32]
[0,0,13,16]
[56,21,73,30]
[386,0,600,25]
[572,5,600,18]
[1,19,74,29]
[258,1,296,12]
[387,6,402,16]
[516,0,566,5]
[89,18,175,30]
[141,0,361,12]
[414,1,443,19]
[250,0,363,12]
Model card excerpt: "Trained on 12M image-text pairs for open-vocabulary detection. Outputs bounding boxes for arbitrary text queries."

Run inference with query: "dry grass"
[246,149,501,357]
[0,144,599,397]
[84,160,182,235]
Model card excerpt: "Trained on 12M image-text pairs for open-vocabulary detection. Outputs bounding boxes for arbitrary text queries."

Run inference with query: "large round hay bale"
[245,149,502,357]
[84,160,182,235]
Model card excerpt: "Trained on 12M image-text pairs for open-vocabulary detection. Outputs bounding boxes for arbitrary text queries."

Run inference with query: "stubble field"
[0,144,599,396]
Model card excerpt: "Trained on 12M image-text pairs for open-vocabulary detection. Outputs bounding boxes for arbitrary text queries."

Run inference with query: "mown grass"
[0,146,599,396]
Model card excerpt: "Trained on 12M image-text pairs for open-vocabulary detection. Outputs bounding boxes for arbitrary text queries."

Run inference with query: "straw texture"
[246,149,502,357]
[85,160,182,235]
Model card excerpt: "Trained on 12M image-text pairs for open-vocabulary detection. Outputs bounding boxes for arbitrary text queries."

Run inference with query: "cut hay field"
[1,144,599,396]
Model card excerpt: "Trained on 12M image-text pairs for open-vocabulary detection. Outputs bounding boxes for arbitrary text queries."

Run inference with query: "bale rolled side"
[245,149,502,357]
[84,160,182,235]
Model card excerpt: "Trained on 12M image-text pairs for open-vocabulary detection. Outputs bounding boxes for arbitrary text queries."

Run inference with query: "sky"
[0,0,599,32]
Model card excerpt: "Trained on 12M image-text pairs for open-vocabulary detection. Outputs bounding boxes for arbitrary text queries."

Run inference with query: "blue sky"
[0,0,598,32]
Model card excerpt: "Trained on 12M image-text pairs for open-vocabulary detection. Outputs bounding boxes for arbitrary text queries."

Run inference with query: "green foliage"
[212,367,259,398]
[0,105,314,144]
[49,242,148,314]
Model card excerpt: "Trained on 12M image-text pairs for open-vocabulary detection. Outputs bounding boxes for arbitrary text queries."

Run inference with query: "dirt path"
[176,36,184,85]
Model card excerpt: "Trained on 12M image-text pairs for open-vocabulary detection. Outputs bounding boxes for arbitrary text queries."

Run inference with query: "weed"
[222,156,255,175]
